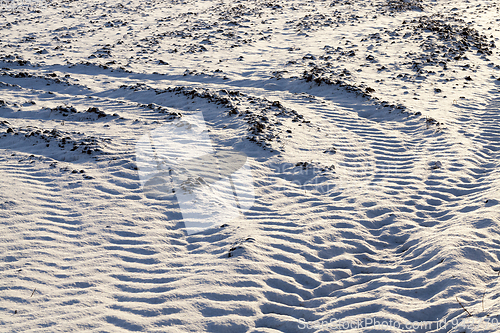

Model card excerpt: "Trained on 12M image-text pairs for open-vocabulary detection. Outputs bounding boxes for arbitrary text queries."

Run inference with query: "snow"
[0,0,499,332]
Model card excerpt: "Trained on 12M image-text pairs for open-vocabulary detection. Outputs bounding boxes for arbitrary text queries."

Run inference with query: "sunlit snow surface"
[0,0,500,332]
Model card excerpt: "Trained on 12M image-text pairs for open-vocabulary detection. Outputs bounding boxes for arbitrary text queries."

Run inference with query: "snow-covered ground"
[1,0,500,331]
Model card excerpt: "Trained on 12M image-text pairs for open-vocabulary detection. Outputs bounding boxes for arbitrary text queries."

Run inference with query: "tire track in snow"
[1,59,500,332]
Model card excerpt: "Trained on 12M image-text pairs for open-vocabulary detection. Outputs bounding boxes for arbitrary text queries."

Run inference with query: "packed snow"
[1,0,500,332]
